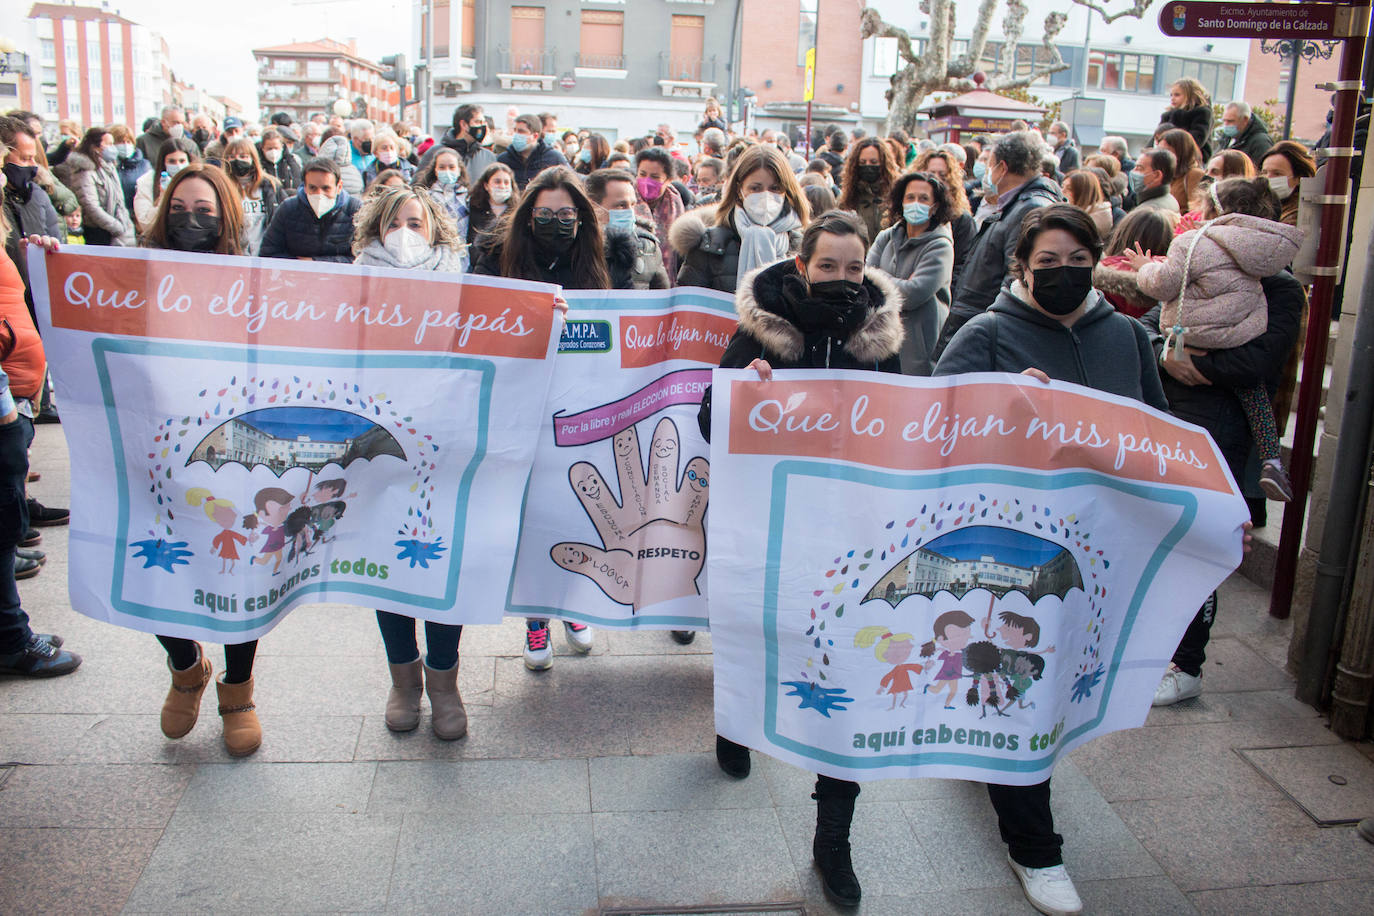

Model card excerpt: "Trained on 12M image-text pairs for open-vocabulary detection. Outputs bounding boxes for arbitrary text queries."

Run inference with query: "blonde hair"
[1170,78,1210,109]
[186,487,235,518]
[350,185,464,255]
[854,625,915,661]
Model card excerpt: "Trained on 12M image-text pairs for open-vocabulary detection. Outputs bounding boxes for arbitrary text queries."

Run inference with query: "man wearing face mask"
[201,116,242,165]
[497,114,570,190]
[1128,148,1179,215]
[1,117,65,300]
[137,106,187,164]
[418,103,497,176]
[259,158,362,263]
[348,120,376,175]
[295,122,324,166]
[932,131,1061,358]
[585,169,669,290]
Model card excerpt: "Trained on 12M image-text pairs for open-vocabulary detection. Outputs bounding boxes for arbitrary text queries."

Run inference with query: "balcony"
[496,47,556,91]
[575,52,627,79]
[658,54,717,98]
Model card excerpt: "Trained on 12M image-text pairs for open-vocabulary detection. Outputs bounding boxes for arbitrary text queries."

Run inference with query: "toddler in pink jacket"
[1126,177,1304,501]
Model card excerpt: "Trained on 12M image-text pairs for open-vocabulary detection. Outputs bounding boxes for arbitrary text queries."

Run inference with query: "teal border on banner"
[93,338,495,632]
[761,461,1199,773]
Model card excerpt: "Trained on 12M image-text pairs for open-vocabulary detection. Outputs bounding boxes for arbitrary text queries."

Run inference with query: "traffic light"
[380,54,408,88]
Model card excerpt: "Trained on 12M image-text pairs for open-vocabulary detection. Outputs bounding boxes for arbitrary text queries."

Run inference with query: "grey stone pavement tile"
[1190,877,1374,915]
[179,761,377,812]
[603,626,715,655]
[1143,688,1323,727]
[1190,636,1295,694]
[0,827,163,916]
[388,812,597,914]
[150,713,366,763]
[368,758,589,814]
[589,752,773,811]
[778,801,939,897]
[252,650,495,717]
[758,753,985,806]
[0,763,190,828]
[593,808,800,910]
[0,713,105,764]
[1115,792,1373,892]
[124,808,401,913]
[1078,876,1199,915]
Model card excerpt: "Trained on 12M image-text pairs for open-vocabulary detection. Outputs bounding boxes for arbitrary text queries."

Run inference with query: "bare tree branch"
[999,0,1030,79]
[859,6,919,66]
[1069,0,1154,25]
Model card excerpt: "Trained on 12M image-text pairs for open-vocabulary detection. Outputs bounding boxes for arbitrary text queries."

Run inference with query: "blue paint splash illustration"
[782,680,853,718]
[131,539,193,572]
[395,537,447,569]
[1071,664,1105,703]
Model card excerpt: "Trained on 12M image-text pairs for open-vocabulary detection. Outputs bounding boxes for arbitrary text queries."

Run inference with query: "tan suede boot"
[160,644,213,739]
[385,658,424,732]
[216,675,262,757]
[424,660,467,740]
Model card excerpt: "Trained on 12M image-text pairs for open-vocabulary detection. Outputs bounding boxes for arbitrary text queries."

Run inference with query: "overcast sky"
[2,0,413,117]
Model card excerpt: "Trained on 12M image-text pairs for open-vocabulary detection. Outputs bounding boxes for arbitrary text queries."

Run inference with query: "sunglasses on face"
[532,207,579,225]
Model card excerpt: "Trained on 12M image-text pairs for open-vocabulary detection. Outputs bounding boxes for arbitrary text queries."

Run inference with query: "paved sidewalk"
[2,425,1372,915]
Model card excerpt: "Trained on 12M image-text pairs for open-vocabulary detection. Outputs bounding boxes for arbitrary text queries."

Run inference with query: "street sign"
[559,73,576,91]
[803,47,816,102]
[1158,2,1362,40]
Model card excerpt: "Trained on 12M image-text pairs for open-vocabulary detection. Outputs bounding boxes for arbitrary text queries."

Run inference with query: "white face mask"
[263,148,283,164]
[377,150,398,165]
[167,123,184,139]
[383,226,430,266]
[490,185,512,204]
[1268,176,1295,201]
[742,190,784,225]
[308,192,337,217]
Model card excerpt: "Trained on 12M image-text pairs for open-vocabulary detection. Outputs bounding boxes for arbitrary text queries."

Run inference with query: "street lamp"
[1260,38,1340,140]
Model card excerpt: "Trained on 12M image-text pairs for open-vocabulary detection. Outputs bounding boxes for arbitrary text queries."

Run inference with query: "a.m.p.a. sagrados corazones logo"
[782,494,1114,722]
[130,375,448,592]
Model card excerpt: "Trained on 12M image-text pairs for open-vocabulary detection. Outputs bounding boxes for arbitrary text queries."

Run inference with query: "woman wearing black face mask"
[837,137,897,248]
[141,162,246,256]
[695,210,903,908]
[223,138,286,256]
[931,204,1167,916]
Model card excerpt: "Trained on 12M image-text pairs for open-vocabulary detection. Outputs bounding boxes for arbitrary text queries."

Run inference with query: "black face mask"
[192,128,211,146]
[784,274,870,336]
[857,164,881,184]
[360,140,373,155]
[532,219,577,255]
[3,162,36,193]
[166,211,221,252]
[467,123,487,144]
[1029,265,1094,316]
[228,159,254,178]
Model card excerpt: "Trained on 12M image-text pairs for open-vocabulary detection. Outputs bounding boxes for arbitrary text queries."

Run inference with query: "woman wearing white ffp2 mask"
[672,144,810,294]
[1259,140,1315,227]
[352,186,467,273]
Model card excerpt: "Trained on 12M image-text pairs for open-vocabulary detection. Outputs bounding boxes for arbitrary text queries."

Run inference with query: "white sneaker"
[563,620,593,653]
[523,622,553,671]
[1008,856,1082,916]
[1152,664,1202,706]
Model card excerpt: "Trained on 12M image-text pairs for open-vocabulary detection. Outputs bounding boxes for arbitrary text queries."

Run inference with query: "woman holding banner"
[698,210,904,908]
[473,166,605,670]
[138,162,263,755]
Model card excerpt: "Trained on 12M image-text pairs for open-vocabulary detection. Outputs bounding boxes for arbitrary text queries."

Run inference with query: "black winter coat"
[496,139,570,189]
[948,210,976,291]
[935,176,1061,356]
[115,151,151,215]
[697,259,905,440]
[1161,104,1213,161]
[262,150,303,192]
[605,220,670,290]
[258,186,362,263]
[670,208,803,294]
[470,239,582,289]
[1218,118,1274,170]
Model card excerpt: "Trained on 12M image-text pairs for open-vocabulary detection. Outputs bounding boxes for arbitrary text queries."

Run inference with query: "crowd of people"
[0,75,1306,914]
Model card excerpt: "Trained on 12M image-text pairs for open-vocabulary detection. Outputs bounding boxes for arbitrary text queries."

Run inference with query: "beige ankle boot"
[385,658,424,732]
[216,675,262,757]
[161,644,213,739]
[424,660,467,740]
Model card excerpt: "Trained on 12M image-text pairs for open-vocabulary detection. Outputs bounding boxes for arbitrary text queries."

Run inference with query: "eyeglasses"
[686,469,708,487]
[532,207,579,225]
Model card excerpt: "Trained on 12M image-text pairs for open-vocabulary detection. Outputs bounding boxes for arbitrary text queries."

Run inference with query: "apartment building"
[253,38,401,125]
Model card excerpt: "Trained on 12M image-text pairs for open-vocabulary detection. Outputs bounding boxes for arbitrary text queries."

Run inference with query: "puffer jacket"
[934,175,1061,356]
[416,129,498,176]
[115,149,151,215]
[671,206,803,294]
[261,148,303,192]
[866,221,954,376]
[64,150,136,246]
[319,136,364,195]
[496,138,570,189]
[362,157,416,187]
[605,218,670,290]
[697,258,905,439]
[1218,117,1274,170]
[259,186,362,263]
[1136,213,1303,350]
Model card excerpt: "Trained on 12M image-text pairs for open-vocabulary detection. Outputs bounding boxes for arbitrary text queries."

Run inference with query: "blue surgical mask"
[972,161,987,181]
[577,148,592,163]
[1221,124,1239,138]
[510,133,530,153]
[436,171,459,186]
[1128,170,1146,195]
[903,201,930,226]
[607,208,635,231]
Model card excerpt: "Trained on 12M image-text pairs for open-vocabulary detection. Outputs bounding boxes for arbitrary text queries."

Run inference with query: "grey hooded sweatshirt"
[866,221,954,376]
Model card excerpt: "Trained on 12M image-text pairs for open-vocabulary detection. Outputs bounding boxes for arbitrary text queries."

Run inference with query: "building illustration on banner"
[188,406,405,474]
[864,526,1084,605]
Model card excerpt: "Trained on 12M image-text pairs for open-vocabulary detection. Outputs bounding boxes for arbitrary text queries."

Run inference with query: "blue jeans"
[375,610,462,669]
[0,418,32,653]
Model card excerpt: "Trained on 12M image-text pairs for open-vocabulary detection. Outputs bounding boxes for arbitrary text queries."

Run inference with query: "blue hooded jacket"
[259,185,361,263]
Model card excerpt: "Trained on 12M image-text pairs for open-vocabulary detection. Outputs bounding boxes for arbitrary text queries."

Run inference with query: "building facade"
[410,0,735,142]
[253,38,401,125]
[26,1,174,131]
[1242,41,1341,146]
[0,45,34,114]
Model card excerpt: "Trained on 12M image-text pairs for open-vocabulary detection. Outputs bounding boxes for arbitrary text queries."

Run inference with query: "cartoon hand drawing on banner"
[551,417,708,611]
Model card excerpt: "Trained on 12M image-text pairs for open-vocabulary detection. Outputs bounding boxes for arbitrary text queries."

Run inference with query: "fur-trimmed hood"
[734,259,904,364]
[668,205,721,258]
[64,149,101,174]
[1093,260,1158,314]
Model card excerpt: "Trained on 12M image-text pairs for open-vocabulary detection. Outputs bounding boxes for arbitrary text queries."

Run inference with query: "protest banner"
[709,369,1248,784]
[30,246,560,641]
[505,286,736,629]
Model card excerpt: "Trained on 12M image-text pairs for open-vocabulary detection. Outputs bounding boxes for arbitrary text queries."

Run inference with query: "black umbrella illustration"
[185,406,406,476]
[862,525,1083,607]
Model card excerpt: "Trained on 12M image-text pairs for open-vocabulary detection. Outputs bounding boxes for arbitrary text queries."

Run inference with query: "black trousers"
[1170,591,1218,677]
[987,779,1062,868]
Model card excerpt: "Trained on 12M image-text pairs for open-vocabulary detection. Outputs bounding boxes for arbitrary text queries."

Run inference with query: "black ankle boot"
[812,777,861,907]
[715,734,751,778]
